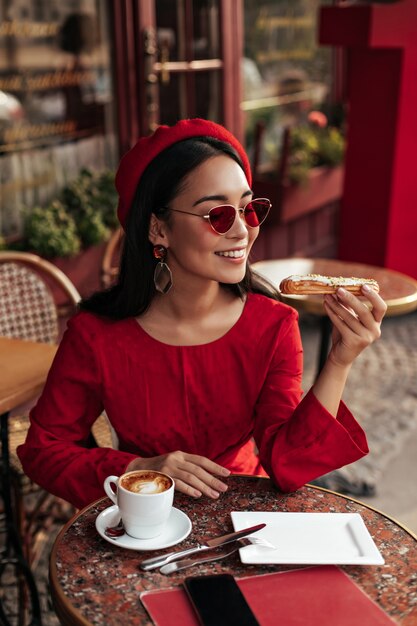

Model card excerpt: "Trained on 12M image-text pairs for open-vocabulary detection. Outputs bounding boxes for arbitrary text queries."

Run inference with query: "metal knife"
[139,523,266,571]
[159,539,250,575]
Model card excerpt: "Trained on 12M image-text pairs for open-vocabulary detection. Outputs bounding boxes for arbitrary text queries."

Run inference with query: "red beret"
[115,118,252,228]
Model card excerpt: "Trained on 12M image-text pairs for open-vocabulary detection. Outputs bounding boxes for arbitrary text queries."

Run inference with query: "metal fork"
[159,538,252,575]
[248,536,276,549]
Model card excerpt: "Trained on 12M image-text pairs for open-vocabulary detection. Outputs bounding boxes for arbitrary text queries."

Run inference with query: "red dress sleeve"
[253,308,369,492]
[17,315,137,509]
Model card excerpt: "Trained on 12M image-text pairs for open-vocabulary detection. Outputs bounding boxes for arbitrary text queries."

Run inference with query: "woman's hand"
[323,284,387,368]
[126,451,230,499]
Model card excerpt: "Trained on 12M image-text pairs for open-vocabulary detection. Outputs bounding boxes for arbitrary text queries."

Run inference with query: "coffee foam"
[121,471,172,495]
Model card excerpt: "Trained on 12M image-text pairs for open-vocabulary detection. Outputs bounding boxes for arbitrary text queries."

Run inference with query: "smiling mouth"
[215,249,246,259]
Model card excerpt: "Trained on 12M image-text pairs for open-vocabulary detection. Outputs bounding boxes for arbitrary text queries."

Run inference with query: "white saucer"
[96,505,192,551]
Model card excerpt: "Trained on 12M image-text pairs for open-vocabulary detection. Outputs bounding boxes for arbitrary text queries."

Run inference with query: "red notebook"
[140,565,398,626]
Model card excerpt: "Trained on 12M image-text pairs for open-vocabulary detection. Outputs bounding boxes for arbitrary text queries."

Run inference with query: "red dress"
[17,293,368,509]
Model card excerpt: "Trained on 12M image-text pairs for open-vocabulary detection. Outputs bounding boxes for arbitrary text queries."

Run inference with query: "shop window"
[153,0,223,126]
[242,0,334,173]
[0,0,117,239]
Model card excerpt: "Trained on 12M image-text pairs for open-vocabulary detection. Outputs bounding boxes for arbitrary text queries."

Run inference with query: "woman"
[18,119,386,509]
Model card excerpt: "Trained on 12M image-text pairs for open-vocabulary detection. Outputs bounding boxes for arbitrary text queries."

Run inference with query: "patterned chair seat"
[0,251,114,568]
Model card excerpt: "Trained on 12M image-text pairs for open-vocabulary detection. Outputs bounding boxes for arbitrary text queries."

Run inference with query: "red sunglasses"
[168,198,271,235]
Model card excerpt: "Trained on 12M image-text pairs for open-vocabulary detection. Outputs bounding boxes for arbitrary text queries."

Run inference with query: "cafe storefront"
[0,0,339,264]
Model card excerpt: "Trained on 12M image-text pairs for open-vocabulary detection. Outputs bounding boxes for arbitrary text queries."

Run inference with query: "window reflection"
[0,1,115,152]
[242,0,332,170]
[158,70,221,124]
[193,0,220,60]
[156,0,220,62]
[0,0,116,238]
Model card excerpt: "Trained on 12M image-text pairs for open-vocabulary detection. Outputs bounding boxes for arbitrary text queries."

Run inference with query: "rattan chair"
[0,251,113,565]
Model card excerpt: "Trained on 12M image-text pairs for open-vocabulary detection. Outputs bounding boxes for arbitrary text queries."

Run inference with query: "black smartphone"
[183,574,260,626]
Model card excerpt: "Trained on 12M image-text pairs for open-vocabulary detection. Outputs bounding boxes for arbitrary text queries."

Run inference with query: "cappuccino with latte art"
[120,471,172,495]
[103,470,175,539]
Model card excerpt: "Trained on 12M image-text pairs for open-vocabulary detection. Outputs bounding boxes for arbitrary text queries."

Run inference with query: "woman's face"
[154,154,259,289]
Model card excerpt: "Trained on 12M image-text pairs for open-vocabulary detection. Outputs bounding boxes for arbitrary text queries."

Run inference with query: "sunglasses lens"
[208,199,271,234]
[244,199,271,227]
[208,205,236,234]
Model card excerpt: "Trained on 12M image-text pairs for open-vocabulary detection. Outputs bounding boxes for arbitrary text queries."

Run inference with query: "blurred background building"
[0,0,344,272]
[0,0,414,288]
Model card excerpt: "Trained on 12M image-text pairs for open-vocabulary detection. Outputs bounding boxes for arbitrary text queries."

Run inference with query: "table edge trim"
[49,499,101,626]
[306,483,417,541]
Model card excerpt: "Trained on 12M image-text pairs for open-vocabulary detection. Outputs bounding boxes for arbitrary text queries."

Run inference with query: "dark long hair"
[80,136,279,319]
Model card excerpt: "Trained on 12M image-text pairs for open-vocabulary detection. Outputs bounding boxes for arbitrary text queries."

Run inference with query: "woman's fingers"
[361,284,387,323]
[324,293,364,333]
[159,451,230,499]
[323,285,388,368]
[324,299,366,345]
[186,453,231,478]
[336,286,387,325]
[172,477,204,498]
[176,455,230,498]
[127,451,230,499]
[325,287,386,331]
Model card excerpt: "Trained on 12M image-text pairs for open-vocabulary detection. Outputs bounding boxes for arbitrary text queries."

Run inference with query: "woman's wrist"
[311,356,351,417]
[324,353,352,379]
[125,457,147,473]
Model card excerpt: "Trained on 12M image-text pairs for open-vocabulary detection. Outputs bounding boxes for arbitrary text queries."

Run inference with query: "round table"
[252,258,417,373]
[49,476,417,626]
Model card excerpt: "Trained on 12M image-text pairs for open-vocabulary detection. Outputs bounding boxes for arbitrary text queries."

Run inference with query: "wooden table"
[0,337,57,415]
[49,476,417,626]
[0,336,57,625]
[252,258,417,372]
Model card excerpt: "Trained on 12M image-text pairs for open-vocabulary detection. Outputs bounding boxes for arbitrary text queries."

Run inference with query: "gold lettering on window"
[0,70,96,93]
[0,20,59,38]
[3,121,77,144]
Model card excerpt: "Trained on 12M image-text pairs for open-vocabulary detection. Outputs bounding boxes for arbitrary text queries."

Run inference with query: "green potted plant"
[252,108,346,225]
[17,168,118,297]
[286,113,345,185]
[24,200,81,258]
[21,168,117,257]
[61,169,111,247]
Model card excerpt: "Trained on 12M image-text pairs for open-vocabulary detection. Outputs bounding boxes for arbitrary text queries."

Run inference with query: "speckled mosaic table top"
[49,476,417,626]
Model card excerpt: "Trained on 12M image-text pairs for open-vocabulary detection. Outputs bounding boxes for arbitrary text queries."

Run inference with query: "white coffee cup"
[103,470,174,539]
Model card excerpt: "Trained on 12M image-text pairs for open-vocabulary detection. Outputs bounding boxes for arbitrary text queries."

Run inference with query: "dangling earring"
[153,245,173,294]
